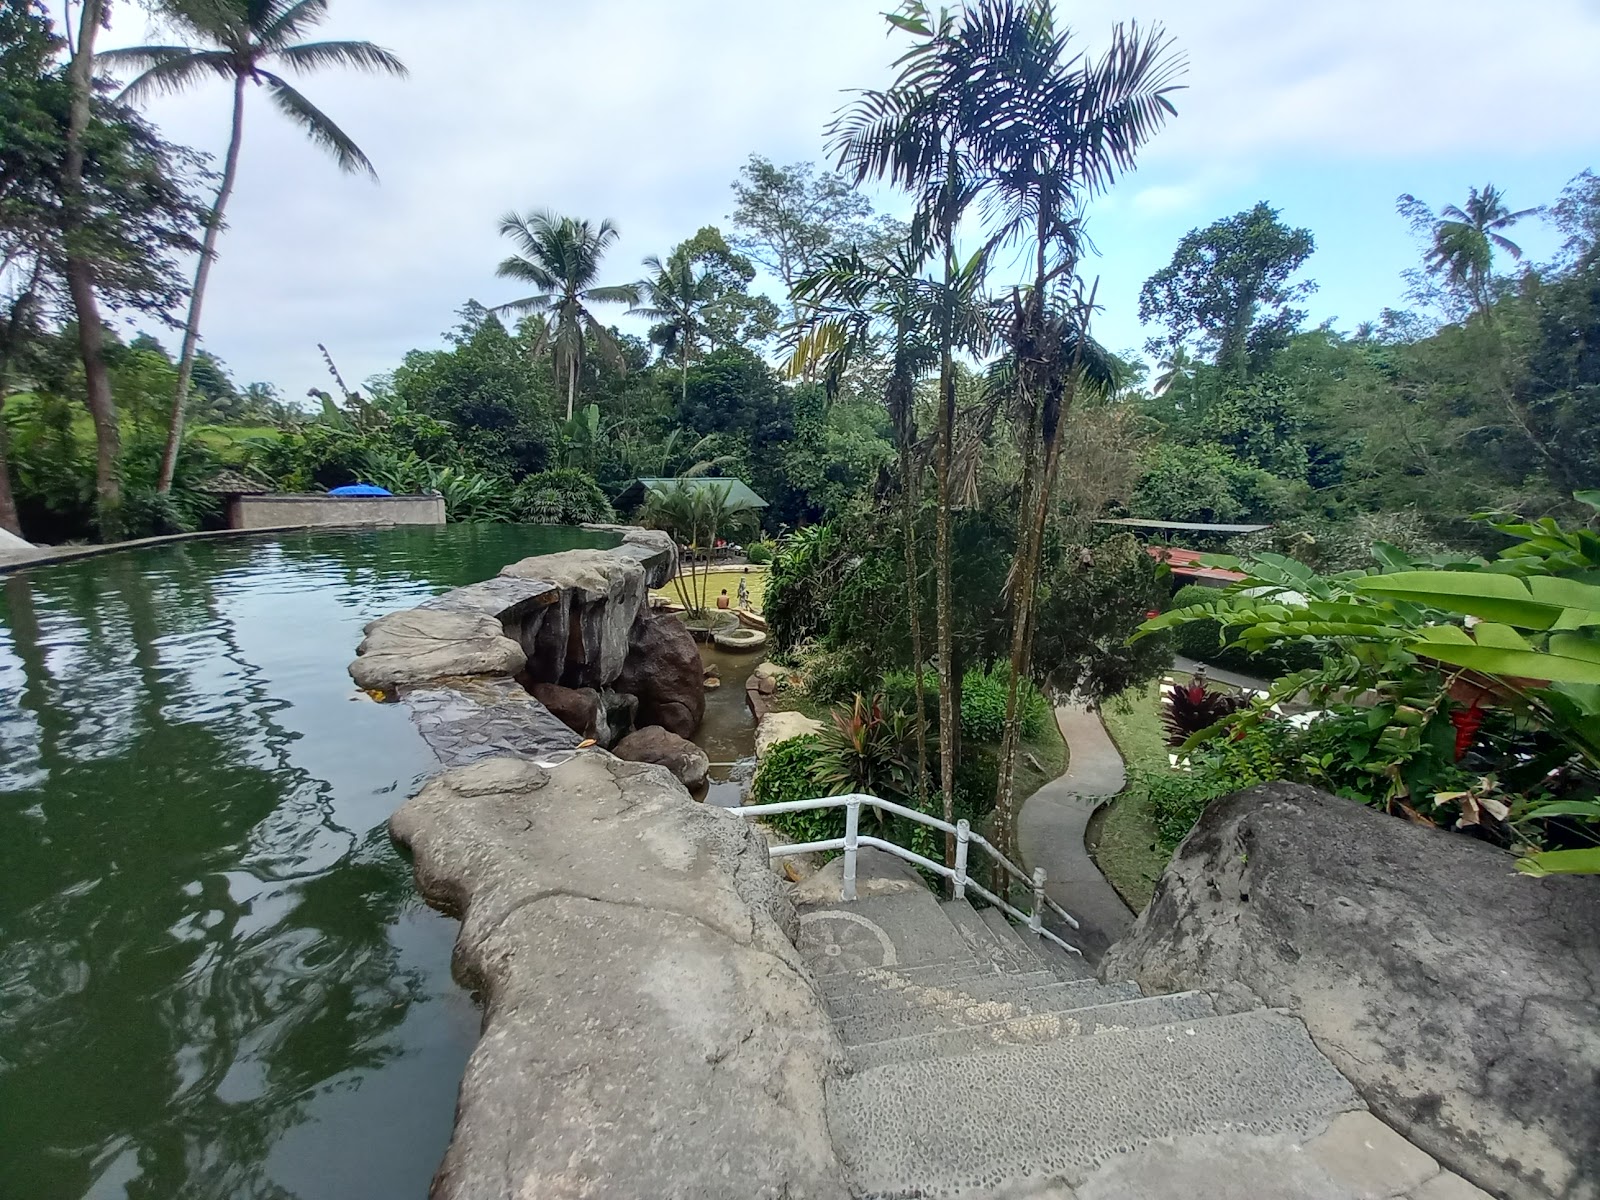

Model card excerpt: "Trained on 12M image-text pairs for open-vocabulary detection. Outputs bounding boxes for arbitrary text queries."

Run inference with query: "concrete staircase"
[797,874,1490,1200]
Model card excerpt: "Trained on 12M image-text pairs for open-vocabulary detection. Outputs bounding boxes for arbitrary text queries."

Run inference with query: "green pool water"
[0,523,618,1200]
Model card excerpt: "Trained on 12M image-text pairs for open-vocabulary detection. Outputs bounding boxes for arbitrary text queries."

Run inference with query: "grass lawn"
[1092,679,1174,913]
[653,566,768,612]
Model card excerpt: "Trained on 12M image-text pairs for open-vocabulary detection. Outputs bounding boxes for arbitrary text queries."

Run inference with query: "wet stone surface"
[403,678,580,767]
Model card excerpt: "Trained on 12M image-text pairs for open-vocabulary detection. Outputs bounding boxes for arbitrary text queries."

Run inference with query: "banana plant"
[1138,552,1600,875]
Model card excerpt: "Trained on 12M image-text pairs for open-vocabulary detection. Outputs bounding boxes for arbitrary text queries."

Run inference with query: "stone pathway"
[1171,653,1273,693]
[1016,703,1134,960]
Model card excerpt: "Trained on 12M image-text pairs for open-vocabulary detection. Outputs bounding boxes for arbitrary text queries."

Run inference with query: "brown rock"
[529,681,608,743]
[612,725,711,789]
[615,611,706,739]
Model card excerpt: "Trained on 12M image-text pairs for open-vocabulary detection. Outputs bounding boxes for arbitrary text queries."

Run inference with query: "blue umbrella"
[328,483,393,497]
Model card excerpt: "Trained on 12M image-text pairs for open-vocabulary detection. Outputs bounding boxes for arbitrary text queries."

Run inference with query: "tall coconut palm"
[964,6,1182,863]
[102,0,407,493]
[494,211,640,421]
[831,1,989,863]
[633,253,716,405]
[1404,183,1539,318]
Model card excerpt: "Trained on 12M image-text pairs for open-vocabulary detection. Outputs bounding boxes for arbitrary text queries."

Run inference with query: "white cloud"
[60,0,1600,389]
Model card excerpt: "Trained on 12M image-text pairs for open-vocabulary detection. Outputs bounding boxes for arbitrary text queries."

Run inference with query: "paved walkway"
[1016,703,1134,962]
[1171,654,1273,693]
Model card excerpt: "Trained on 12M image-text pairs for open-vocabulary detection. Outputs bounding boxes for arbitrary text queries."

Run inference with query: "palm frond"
[275,39,407,77]
[100,47,236,102]
[258,0,332,48]
[584,283,641,306]
[492,290,556,316]
[495,253,560,291]
[260,71,377,178]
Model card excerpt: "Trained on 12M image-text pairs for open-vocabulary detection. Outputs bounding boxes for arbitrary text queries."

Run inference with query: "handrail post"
[842,797,860,902]
[1030,866,1047,935]
[953,819,970,901]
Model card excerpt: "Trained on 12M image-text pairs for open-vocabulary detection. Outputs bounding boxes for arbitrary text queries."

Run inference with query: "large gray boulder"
[350,608,525,691]
[502,549,647,688]
[1101,782,1600,1200]
[528,680,609,744]
[615,610,706,739]
[613,724,710,789]
[389,753,848,1200]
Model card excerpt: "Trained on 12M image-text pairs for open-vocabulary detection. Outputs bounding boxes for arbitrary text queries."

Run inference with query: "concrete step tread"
[817,958,1008,999]
[838,980,1144,1046]
[827,1009,1363,1197]
[797,889,971,976]
[940,898,1042,974]
[975,906,1091,978]
[824,968,1063,1017]
[845,990,1220,1072]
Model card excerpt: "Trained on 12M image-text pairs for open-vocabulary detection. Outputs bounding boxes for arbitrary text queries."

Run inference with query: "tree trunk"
[934,239,958,869]
[898,407,928,808]
[63,0,120,535]
[566,361,576,423]
[160,72,247,493]
[0,396,19,538]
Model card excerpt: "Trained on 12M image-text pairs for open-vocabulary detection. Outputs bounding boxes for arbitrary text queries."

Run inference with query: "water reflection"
[0,525,614,1200]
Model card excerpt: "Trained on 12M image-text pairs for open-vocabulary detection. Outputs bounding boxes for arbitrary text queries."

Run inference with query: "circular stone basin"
[713,627,768,652]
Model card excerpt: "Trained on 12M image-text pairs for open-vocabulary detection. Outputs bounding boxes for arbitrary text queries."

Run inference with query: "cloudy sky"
[85,0,1600,394]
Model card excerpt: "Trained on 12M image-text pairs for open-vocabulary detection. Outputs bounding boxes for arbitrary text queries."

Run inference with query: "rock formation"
[347,527,702,757]
[615,609,706,738]
[389,753,848,1200]
[351,609,526,691]
[528,681,609,744]
[1101,781,1600,1200]
[613,725,711,789]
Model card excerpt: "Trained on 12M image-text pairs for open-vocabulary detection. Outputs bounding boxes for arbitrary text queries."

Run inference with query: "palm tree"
[1152,345,1193,397]
[63,0,122,530]
[103,0,407,494]
[494,211,640,421]
[832,1,988,861]
[1403,183,1539,318]
[791,243,939,806]
[969,7,1181,862]
[641,480,759,614]
[633,253,716,405]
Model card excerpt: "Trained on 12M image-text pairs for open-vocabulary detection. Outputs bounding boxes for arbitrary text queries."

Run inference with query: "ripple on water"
[0,523,618,1200]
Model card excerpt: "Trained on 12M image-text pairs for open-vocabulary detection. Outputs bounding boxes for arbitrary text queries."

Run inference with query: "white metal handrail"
[733,792,1083,958]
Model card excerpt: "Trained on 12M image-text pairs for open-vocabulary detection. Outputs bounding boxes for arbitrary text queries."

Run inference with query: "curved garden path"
[1016,703,1135,961]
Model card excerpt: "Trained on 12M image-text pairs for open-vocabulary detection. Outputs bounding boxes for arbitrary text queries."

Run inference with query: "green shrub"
[750,736,841,844]
[512,469,614,525]
[794,642,876,703]
[1168,583,1322,679]
[746,541,774,565]
[959,663,1051,744]
[882,668,940,728]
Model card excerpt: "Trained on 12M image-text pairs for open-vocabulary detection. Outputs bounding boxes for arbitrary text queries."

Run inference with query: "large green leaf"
[1353,571,1600,629]
[1515,847,1600,877]
[1413,626,1600,684]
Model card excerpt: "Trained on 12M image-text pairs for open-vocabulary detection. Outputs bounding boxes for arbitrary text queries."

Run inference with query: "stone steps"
[826,1009,1363,1198]
[978,904,1092,981]
[823,968,1063,1018]
[817,959,1009,1001]
[844,989,1218,1072]
[836,979,1145,1046]
[940,897,1045,975]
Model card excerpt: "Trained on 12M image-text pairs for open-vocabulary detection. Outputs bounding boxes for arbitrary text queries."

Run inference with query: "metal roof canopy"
[1096,517,1270,535]
[631,477,769,508]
